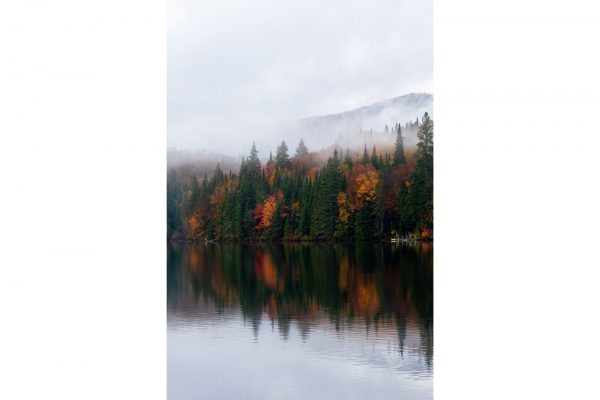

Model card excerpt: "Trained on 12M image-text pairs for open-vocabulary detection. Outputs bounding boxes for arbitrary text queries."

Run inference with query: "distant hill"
[169,93,432,170]
[275,93,432,152]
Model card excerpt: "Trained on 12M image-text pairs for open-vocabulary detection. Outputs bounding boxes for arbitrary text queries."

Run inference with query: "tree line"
[167,112,433,242]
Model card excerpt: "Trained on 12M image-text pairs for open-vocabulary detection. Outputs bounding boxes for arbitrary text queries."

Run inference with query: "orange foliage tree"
[255,190,282,231]
[348,163,380,211]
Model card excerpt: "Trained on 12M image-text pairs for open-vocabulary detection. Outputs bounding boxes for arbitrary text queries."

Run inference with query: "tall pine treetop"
[295,138,309,157]
[417,112,433,158]
[362,144,369,163]
[370,145,379,168]
[276,140,291,169]
[245,142,261,177]
[394,124,406,165]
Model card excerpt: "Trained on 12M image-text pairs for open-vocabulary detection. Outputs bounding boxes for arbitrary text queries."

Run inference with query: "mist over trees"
[167,113,433,242]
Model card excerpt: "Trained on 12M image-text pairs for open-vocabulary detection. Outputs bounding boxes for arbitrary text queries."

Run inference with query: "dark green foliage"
[168,113,433,242]
[394,124,406,165]
[167,168,183,239]
[354,203,376,240]
[310,150,343,240]
[276,141,291,169]
[264,202,284,240]
[238,143,262,238]
[398,112,433,236]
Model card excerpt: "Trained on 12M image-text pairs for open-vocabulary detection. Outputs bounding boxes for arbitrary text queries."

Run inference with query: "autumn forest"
[167,112,433,242]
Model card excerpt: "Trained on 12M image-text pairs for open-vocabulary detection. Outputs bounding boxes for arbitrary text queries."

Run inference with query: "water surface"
[168,243,433,399]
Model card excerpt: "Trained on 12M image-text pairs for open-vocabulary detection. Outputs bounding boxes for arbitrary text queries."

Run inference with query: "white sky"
[168,0,432,152]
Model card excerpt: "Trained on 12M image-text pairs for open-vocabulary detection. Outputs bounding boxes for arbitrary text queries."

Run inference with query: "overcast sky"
[168,0,432,153]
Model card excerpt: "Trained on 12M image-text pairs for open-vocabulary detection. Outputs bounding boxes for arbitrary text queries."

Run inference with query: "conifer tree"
[295,138,309,157]
[371,145,379,168]
[310,150,343,239]
[399,112,433,236]
[417,112,433,158]
[394,124,406,165]
[265,201,284,240]
[344,148,353,169]
[274,141,290,169]
[362,145,369,163]
[167,168,183,239]
[238,143,262,238]
[298,178,312,237]
[355,203,376,240]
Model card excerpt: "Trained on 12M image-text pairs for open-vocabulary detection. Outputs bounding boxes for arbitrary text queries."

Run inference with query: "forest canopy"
[167,112,433,242]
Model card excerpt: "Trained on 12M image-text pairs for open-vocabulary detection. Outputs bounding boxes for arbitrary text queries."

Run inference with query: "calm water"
[167,243,433,400]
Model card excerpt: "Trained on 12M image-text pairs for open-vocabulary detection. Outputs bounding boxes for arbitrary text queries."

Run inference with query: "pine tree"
[417,112,433,158]
[344,148,353,169]
[394,124,406,165]
[167,168,183,239]
[371,145,379,168]
[275,140,291,169]
[399,112,433,236]
[362,145,369,163]
[265,201,284,240]
[310,150,343,239]
[355,203,376,240]
[295,138,309,157]
[298,178,312,237]
[238,143,262,238]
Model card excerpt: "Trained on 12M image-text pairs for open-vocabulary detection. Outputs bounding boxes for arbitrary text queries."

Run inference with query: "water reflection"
[168,243,433,399]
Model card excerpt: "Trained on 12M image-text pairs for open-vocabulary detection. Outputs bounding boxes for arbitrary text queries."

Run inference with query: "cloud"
[168,0,432,155]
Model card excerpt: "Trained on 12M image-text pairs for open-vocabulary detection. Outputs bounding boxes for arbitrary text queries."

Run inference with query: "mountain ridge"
[299,92,432,122]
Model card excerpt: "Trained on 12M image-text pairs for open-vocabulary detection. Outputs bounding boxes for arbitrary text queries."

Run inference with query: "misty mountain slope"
[169,93,432,163]
[275,93,432,152]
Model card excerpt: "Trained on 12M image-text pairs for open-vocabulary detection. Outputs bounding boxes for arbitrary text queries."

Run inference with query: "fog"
[168,0,432,157]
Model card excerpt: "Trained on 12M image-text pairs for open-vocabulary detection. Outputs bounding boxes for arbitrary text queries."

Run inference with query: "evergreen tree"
[189,174,200,211]
[167,168,183,239]
[238,143,262,238]
[276,140,291,169]
[355,203,376,240]
[371,145,379,168]
[311,150,343,239]
[298,178,313,237]
[399,112,433,236]
[265,201,284,240]
[394,124,406,165]
[295,138,309,157]
[417,112,433,158]
[344,148,353,169]
[362,145,369,163]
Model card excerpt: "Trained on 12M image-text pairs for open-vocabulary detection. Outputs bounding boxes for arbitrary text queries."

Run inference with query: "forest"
[167,112,433,242]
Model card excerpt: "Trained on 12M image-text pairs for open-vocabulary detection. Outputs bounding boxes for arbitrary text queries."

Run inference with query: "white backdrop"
[1,1,600,399]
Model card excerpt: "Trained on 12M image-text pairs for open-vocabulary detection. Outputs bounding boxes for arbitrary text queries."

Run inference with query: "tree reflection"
[168,242,433,366]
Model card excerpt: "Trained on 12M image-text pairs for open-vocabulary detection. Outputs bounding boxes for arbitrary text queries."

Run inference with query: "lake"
[167,242,433,399]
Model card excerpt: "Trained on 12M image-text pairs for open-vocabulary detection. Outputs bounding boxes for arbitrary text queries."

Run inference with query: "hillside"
[274,93,432,151]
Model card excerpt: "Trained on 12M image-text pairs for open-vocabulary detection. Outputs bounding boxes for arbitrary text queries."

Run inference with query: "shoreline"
[169,237,433,244]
